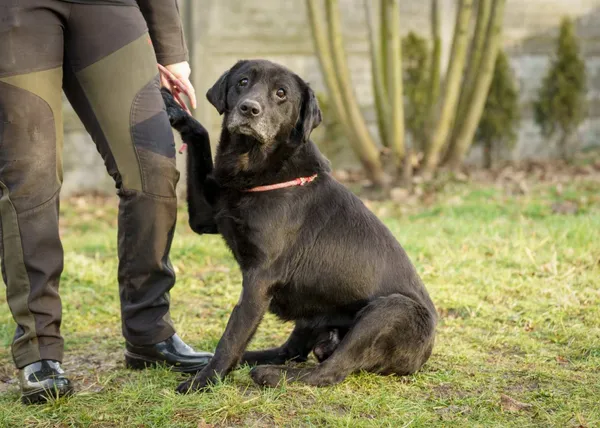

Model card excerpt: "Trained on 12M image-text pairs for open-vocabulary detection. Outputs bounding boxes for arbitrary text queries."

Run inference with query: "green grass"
[1,179,599,427]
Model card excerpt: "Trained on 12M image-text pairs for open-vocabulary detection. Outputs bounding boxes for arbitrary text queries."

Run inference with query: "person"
[0,0,212,404]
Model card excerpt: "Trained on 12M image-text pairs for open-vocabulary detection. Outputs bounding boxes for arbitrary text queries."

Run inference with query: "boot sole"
[21,384,74,405]
[124,352,209,374]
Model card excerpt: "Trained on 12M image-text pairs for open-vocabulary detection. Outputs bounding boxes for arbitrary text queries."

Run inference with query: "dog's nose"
[239,100,262,117]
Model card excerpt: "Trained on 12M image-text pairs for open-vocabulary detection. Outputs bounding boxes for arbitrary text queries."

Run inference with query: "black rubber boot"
[19,360,73,404]
[125,334,213,373]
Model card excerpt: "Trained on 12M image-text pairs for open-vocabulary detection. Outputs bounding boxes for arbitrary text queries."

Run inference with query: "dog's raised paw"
[160,88,188,126]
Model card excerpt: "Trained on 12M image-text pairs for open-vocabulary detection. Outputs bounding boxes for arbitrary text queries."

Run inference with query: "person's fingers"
[159,72,172,91]
[158,65,191,113]
[173,88,192,115]
[179,76,197,109]
[158,64,195,111]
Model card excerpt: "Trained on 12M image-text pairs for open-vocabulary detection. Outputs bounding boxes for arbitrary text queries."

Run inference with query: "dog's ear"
[206,70,230,115]
[293,82,322,144]
[206,60,248,115]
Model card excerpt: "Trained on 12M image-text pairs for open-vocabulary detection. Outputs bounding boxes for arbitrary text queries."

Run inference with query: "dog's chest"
[217,214,256,267]
[268,285,328,320]
[268,280,366,321]
[216,195,303,267]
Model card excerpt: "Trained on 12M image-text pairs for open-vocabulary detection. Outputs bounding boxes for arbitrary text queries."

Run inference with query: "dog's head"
[206,60,322,146]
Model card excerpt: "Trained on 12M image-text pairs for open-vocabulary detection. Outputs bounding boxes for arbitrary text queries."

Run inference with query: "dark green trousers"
[0,0,180,368]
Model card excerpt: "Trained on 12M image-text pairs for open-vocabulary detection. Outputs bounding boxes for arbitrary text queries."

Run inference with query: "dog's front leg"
[186,125,218,235]
[176,273,271,393]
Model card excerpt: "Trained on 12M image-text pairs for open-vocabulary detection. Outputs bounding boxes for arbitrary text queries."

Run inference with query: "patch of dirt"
[437,307,474,320]
[0,363,18,394]
[504,380,540,395]
[488,345,527,359]
[469,158,600,186]
[64,347,123,393]
[431,383,468,400]
[435,404,472,421]
[551,201,579,215]
[334,156,600,201]
[0,344,125,395]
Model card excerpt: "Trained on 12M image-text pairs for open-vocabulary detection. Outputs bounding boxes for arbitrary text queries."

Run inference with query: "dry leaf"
[500,394,533,412]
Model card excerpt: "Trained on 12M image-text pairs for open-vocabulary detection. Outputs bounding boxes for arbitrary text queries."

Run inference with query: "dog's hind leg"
[241,322,319,366]
[312,329,345,362]
[250,294,436,387]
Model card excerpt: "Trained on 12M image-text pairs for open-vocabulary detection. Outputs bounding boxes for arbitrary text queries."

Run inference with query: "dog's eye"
[276,88,286,99]
[238,78,249,87]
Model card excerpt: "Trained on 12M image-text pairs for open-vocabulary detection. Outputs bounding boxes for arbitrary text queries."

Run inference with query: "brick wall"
[62,0,600,195]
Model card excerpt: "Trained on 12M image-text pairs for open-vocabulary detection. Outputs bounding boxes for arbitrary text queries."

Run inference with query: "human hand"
[158,61,197,114]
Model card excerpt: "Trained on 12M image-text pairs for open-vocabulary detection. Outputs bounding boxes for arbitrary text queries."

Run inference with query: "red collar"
[244,174,318,193]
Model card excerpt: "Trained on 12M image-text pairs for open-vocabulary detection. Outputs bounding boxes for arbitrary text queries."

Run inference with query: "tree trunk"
[306,0,385,185]
[306,0,349,129]
[483,139,493,169]
[426,0,441,134]
[422,0,474,178]
[445,0,506,171]
[364,0,390,148]
[383,0,405,166]
[445,0,492,160]
[401,147,414,189]
[558,131,571,161]
[379,0,390,99]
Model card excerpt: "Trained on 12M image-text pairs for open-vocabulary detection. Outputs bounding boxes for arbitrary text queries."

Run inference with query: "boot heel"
[125,354,155,370]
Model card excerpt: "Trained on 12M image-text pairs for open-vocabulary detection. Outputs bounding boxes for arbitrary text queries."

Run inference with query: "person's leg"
[0,0,75,404]
[62,4,210,371]
[0,0,68,370]
[62,3,177,344]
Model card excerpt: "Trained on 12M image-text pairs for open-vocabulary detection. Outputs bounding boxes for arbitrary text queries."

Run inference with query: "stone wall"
[62,0,600,195]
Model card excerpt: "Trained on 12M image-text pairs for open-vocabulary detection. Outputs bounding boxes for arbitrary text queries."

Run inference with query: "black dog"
[162,59,437,393]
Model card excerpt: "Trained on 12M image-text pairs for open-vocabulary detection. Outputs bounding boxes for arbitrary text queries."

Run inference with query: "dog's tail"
[161,88,218,235]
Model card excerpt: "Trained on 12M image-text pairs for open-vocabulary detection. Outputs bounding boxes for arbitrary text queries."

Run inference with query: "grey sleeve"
[137,0,189,65]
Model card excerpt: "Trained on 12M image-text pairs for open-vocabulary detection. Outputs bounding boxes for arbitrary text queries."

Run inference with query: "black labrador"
[162,59,437,393]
